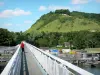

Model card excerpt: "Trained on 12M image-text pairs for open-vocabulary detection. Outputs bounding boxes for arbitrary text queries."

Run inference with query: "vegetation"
[25,9,100,49]
[0,28,27,46]
[26,9,100,33]
[1,9,100,50]
[24,31,100,49]
[55,9,70,15]
[0,28,16,46]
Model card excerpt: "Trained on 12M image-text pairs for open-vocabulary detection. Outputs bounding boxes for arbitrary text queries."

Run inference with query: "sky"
[0,0,100,32]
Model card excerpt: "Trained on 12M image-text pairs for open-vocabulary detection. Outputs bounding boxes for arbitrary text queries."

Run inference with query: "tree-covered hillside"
[26,9,100,33]
[1,9,100,49]
[24,9,100,49]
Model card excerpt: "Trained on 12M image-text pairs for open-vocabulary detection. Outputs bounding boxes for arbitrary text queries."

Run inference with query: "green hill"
[26,10,100,33]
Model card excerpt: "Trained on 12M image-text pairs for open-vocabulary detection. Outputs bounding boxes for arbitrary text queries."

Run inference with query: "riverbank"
[57,54,100,75]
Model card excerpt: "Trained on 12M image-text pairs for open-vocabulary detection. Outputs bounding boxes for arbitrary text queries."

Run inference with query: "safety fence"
[25,42,94,75]
[1,45,22,75]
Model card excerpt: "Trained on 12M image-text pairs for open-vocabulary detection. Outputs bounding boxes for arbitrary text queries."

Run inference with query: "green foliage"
[25,9,100,49]
[55,9,70,15]
[26,31,100,50]
[71,11,100,23]
[0,28,29,46]
[72,31,87,49]
[0,28,16,46]
[15,31,27,44]
[37,13,59,30]
[26,9,100,33]
[36,38,49,47]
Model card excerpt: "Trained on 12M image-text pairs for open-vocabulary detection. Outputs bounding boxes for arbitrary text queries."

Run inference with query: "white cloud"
[39,6,47,11]
[0,8,32,18]
[48,5,70,11]
[72,0,88,4]
[96,0,100,2]
[39,5,83,12]
[24,20,32,24]
[0,2,4,6]
[4,23,12,26]
[39,5,70,11]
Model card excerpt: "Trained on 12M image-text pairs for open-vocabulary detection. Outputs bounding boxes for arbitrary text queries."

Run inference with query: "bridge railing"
[25,42,94,75]
[1,45,22,75]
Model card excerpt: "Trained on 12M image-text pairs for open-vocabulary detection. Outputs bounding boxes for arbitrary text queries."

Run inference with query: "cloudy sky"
[0,0,100,32]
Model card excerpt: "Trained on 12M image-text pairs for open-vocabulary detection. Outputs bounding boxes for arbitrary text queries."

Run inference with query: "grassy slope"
[26,14,100,33]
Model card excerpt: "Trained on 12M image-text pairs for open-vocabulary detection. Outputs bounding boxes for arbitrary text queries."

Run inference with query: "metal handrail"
[1,45,22,75]
[25,42,94,75]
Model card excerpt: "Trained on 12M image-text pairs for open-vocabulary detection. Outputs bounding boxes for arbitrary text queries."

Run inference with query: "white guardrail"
[1,45,22,75]
[25,42,94,75]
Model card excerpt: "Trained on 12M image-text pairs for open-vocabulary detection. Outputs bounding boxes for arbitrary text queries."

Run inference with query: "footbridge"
[0,42,94,75]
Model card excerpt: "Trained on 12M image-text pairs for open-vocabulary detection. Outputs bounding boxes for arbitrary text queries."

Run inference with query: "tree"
[36,38,49,47]
[72,32,87,49]
[55,9,70,15]
[0,28,16,46]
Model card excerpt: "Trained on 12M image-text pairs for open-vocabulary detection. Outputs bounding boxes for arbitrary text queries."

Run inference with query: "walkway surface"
[20,46,44,75]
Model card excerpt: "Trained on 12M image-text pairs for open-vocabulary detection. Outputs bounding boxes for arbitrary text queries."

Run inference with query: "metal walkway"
[1,42,94,75]
[20,45,44,75]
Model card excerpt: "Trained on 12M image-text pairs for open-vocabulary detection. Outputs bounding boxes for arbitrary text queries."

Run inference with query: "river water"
[56,54,100,75]
[77,63,100,75]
